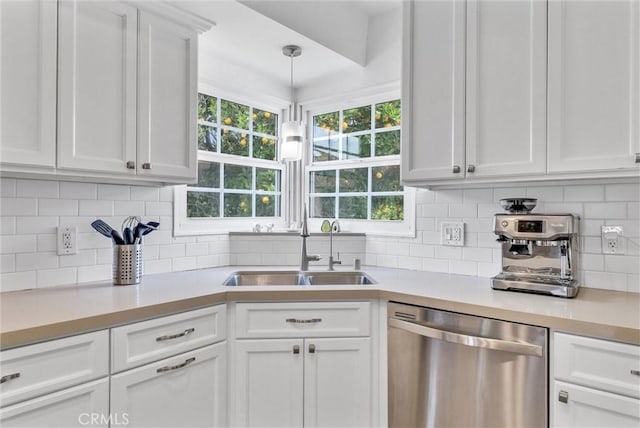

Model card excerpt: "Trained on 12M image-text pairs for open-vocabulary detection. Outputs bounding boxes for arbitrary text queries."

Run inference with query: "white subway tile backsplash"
[493,187,527,202]
[159,186,174,202]
[37,267,77,288]
[422,204,449,218]
[159,244,186,259]
[2,198,38,216]
[78,232,112,250]
[1,179,17,197]
[526,186,563,201]
[449,260,477,276]
[16,216,58,235]
[449,204,477,218]
[114,201,145,216]
[172,256,197,272]
[60,216,96,232]
[434,246,462,260]
[145,201,172,216]
[584,202,627,219]
[435,189,463,204]
[17,180,59,198]
[627,275,640,293]
[409,244,434,258]
[59,182,97,199]
[462,247,493,263]
[59,250,97,268]
[422,258,449,273]
[143,259,173,275]
[16,252,58,271]
[0,271,36,292]
[563,185,604,202]
[604,255,640,275]
[1,255,15,273]
[581,253,604,272]
[79,200,113,216]
[98,184,130,201]
[37,234,56,252]
[0,235,37,254]
[196,254,220,269]
[39,199,78,216]
[605,184,640,202]
[131,186,159,201]
[77,265,110,283]
[583,271,628,292]
[415,189,435,204]
[628,202,639,219]
[398,256,423,270]
[186,242,209,257]
[1,217,15,235]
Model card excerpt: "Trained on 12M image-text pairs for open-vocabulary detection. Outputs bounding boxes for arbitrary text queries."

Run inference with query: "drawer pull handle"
[0,373,20,384]
[156,357,196,373]
[631,369,640,376]
[293,345,300,354]
[309,344,316,354]
[286,318,322,324]
[558,390,569,404]
[156,328,195,342]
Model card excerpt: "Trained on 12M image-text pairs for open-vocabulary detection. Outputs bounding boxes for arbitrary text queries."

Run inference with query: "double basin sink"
[223,270,376,286]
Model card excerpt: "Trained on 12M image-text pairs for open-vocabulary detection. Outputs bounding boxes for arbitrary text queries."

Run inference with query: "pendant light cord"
[290,53,295,121]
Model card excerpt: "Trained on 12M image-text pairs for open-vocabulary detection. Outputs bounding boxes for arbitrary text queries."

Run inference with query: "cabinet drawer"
[111,305,225,373]
[0,330,109,407]
[235,302,371,338]
[0,378,109,427]
[554,332,640,398]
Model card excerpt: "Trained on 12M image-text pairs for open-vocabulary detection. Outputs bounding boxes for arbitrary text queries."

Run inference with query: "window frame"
[174,84,290,235]
[303,87,415,237]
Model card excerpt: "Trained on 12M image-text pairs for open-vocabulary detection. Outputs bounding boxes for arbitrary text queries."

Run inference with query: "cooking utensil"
[91,219,114,238]
[123,227,134,245]
[111,229,125,245]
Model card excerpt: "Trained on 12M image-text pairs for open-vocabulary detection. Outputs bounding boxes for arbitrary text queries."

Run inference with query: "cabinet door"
[553,381,640,427]
[57,0,137,174]
[0,0,56,168]
[137,11,197,181]
[548,0,640,173]
[465,0,547,177]
[234,339,304,427]
[304,337,372,428]
[0,378,109,428]
[401,0,466,183]
[110,342,226,428]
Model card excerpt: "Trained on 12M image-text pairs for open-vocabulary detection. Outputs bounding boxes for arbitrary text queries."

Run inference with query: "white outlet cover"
[601,225,625,255]
[441,222,465,246]
[57,226,78,255]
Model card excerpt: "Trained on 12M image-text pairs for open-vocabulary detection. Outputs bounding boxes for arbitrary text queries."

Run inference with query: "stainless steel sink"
[222,270,375,286]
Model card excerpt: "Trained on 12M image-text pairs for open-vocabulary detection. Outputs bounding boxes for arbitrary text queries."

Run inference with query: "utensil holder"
[113,244,143,285]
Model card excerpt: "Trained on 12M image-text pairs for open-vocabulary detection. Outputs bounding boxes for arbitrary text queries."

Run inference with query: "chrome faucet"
[328,220,342,271]
[300,205,321,271]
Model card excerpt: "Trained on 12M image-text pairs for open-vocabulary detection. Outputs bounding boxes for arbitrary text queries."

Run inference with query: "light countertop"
[1,266,639,349]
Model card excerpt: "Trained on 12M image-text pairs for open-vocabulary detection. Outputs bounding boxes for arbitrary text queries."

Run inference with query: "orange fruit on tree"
[261,136,269,144]
[239,201,247,208]
[240,138,247,147]
[223,117,232,125]
[261,196,270,204]
[375,171,383,179]
[342,121,348,130]
[223,129,229,134]
[252,113,257,120]
[263,112,271,119]
[375,112,382,120]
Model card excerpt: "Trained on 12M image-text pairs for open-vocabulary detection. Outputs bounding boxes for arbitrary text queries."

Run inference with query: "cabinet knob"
[452,165,461,174]
[309,344,316,354]
[467,164,476,173]
[126,161,135,169]
[631,369,640,376]
[293,345,300,355]
[635,153,640,163]
[142,163,152,170]
[558,390,569,404]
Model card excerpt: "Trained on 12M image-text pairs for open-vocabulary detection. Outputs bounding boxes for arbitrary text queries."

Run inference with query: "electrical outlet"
[441,222,465,246]
[601,225,625,255]
[57,226,77,255]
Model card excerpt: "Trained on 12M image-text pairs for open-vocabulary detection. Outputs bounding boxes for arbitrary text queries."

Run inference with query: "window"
[174,91,286,234]
[307,98,413,236]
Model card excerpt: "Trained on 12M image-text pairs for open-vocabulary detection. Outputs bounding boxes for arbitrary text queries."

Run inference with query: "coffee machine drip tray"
[492,273,579,298]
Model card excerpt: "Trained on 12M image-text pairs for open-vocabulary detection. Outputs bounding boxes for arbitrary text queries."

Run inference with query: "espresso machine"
[492,198,580,298]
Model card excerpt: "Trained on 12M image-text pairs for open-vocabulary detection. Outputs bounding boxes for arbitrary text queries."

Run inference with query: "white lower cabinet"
[232,301,375,428]
[0,378,109,428]
[111,342,226,428]
[552,332,640,427]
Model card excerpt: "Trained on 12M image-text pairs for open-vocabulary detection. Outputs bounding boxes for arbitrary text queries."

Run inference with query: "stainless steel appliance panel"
[388,302,547,428]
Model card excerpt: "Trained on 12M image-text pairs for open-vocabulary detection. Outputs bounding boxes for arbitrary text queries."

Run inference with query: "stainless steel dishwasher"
[388,302,547,427]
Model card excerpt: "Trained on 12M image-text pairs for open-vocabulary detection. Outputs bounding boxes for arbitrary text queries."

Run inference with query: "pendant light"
[280,45,304,162]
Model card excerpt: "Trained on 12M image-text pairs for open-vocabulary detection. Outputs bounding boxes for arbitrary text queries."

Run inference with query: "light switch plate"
[441,222,464,246]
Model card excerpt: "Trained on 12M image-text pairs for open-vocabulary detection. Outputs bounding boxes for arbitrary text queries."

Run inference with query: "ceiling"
[172,0,401,89]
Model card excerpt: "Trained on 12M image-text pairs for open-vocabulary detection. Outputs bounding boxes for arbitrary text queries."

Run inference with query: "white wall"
[366,182,640,293]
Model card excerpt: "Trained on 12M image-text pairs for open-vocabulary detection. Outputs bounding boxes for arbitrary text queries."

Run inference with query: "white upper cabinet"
[0,0,56,168]
[402,0,546,184]
[137,10,198,180]
[57,0,138,175]
[401,0,466,182]
[1,0,210,184]
[548,0,640,173]
[465,0,547,178]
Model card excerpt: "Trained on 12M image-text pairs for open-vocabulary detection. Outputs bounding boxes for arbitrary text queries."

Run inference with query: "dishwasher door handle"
[389,318,543,357]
